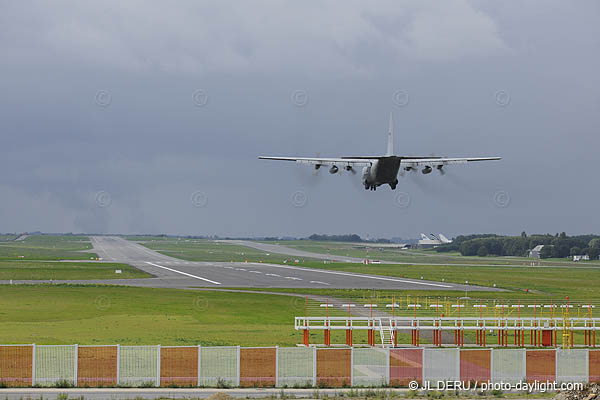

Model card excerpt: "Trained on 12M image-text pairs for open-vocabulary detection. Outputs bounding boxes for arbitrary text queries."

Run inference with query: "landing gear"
[389,179,398,190]
[364,184,377,191]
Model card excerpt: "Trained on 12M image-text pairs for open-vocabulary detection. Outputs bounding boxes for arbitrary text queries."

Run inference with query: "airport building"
[528,244,545,258]
[417,233,452,249]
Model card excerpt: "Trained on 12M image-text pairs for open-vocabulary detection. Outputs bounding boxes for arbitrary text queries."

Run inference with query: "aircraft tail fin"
[386,112,394,156]
[439,234,452,243]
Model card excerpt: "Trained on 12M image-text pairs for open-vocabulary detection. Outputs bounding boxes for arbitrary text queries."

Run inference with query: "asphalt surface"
[221,239,369,263]
[67,236,491,291]
[0,236,496,291]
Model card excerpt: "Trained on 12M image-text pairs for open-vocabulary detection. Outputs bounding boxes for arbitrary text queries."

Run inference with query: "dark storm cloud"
[0,1,598,237]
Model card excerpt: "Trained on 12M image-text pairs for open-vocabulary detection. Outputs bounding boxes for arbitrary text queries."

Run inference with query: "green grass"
[265,240,600,267]
[0,235,97,260]
[134,236,600,267]
[0,285,331,346]
[286,260,600,299]
[2,284,590,346]
[0,261,150,280]
[0,234,17,241]
[3,235,596,346]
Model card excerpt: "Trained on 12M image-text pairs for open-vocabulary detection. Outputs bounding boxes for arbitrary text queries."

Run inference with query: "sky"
[0,1,599,239]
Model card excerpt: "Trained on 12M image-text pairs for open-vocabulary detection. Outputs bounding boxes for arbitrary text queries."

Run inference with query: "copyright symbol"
[409,380,419,390]
[493,190,510,208]
[290,190,308,207]
[192,89,209,107]
[190,191,208,208]
[94,295,111,311]
[392,89,410,107]
[193,297,209,311]
[291,90,308,107]
[95,90,112,107]
[394,192,410,209]
[95,191,112,208]
[495,90,510,107]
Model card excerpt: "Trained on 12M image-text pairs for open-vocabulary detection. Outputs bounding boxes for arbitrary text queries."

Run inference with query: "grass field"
[0,260,150,280]
[136,236,600,268]
[0,235,97,260]
[266,240,600,267]
[2,235,598,346]
[0,284,592,346]
[0,234,17,241]
[0,285,371,346]
[288,261,600,299]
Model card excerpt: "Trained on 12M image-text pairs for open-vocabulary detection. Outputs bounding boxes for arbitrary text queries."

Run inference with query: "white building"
[418,233,452,249]
[573,255,590,262]
[528,245,544,258]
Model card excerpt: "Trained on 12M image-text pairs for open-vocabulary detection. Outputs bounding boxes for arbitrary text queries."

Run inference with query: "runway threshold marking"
[145,262,221,285]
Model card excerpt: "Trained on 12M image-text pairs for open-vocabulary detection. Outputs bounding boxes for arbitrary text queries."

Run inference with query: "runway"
[221,239,368,263]
[66,236,497,291]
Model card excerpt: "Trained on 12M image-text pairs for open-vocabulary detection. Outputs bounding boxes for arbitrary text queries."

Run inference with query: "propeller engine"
[329,165,339,174]
[422,166,433,174]
[344,165,356,174]
[437,165,445,175]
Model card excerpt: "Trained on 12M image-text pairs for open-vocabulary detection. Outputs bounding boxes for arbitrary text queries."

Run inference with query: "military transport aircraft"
[259,114,501,191]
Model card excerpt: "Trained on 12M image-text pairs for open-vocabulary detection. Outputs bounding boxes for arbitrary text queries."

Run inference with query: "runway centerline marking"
[266,273,280,277]
[310,281,330,285]
[145,262,221,285]
[248,263,452,288]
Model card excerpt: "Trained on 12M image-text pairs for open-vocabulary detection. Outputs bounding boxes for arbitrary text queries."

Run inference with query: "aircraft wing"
[258,156,375,167]
[399,157,501,168]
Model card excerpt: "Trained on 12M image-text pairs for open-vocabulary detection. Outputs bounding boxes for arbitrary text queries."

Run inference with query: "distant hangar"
[418,233,452,249]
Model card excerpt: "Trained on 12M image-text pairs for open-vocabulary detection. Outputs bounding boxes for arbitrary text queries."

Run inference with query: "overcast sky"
[1,1,599,238]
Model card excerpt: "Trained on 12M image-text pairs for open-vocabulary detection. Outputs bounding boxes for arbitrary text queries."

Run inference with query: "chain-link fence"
[526,350,556,383]
[556,349,588,383]
[199,346,238,387]
[277,347,314,387]
[352,348,388,386]
[460,349,491,383]
[0,345,598,388]
[34,345,76,386]
[491,348,525,384]
[423,348,459,383]
[119,346,159,387]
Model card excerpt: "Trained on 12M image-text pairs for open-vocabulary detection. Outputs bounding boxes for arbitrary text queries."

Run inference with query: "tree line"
[435,232,600,259]
[307,234,363,242]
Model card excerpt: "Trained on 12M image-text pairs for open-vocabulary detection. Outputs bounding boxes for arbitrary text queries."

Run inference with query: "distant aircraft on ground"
[259,113,501,191]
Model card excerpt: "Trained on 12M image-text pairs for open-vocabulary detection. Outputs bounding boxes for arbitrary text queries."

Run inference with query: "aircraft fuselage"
[362,156,401,190]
